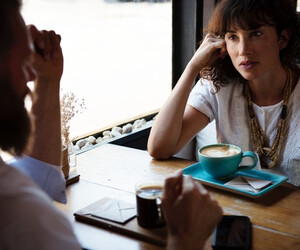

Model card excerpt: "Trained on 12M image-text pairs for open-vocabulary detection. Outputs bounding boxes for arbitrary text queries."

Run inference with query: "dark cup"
[135,179,165,228]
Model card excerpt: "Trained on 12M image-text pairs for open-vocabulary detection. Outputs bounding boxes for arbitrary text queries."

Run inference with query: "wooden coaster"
[66,172,80,186]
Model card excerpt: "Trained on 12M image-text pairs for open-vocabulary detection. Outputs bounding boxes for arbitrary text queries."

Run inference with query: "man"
[0,0,81,248]
[0,0,222,249]
[1,2,67,204]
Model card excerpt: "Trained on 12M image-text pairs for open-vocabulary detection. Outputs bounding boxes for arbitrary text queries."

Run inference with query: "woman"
[148,0,300,187]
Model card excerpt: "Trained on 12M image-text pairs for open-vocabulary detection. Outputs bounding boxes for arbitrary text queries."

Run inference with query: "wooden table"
[56,144,300,250]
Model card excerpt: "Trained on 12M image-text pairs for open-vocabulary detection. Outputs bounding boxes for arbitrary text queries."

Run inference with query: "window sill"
[73,112,157,155]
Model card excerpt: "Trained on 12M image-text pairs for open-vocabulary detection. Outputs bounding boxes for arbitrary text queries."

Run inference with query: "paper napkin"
[80,197,136,224]
[225,176,273,193]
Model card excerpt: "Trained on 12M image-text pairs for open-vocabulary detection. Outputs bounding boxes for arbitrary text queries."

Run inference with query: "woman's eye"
[228,35,237,41]
[251,31,262,37]
[227,34,237,40]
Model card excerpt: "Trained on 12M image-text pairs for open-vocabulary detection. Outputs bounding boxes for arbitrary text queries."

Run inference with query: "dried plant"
[60,91,86,145]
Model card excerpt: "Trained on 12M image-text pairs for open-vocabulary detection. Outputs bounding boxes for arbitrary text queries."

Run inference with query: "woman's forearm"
[147,63,199,159]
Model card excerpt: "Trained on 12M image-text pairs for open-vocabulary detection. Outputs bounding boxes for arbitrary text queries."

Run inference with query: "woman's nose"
[239,38,251,56]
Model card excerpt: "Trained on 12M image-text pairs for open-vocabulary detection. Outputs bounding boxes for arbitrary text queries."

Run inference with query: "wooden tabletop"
[55,143,300,250]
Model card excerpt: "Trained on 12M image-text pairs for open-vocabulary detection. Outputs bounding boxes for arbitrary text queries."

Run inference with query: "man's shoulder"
[0,164,55,214]
[0,163,80,249]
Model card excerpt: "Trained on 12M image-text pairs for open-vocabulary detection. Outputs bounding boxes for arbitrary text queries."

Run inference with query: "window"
[298,0,300,12]
[22,0,172,140]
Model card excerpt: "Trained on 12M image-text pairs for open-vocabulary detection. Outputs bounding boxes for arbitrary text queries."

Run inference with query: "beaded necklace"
[245,68,292,168]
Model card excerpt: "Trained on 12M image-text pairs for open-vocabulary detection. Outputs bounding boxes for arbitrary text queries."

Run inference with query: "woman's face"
[224,25,286,81]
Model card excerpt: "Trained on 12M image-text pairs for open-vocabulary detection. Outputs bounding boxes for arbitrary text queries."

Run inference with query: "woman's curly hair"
[200,0,300,92]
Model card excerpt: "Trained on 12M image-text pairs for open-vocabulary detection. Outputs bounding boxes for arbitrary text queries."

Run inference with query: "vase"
[62,142,77,179]
[62,145,70,179]
[67,141,77,171]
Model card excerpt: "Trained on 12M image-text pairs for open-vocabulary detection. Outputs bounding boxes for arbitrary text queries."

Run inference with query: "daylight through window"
[22,0,172,140]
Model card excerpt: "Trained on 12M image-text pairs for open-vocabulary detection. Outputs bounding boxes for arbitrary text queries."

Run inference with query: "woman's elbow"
[147,143,172,160]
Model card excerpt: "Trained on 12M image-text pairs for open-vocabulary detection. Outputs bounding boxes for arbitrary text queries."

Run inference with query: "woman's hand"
[188,33,227,73]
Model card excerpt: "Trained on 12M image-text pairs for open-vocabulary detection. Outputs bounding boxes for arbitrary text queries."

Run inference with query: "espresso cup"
[198,143,258,179]
[135,179,165,228]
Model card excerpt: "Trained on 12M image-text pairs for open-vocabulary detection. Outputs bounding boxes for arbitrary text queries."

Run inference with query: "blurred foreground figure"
[0,0,81,248]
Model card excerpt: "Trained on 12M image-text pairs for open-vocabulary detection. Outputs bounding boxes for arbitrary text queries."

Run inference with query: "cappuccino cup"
[135,179,166,228]
[198,143,258,179]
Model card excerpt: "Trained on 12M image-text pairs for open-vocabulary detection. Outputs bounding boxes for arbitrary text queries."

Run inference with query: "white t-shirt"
[188,78,300,187]
[0,157,81,250]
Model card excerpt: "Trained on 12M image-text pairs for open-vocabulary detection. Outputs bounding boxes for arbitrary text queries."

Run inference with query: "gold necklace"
[245,68,292,168]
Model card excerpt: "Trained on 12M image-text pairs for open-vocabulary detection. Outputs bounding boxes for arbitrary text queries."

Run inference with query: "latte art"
[201,146,240,157]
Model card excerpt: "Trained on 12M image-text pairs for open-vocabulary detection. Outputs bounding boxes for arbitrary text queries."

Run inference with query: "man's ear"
[278,29,292,50]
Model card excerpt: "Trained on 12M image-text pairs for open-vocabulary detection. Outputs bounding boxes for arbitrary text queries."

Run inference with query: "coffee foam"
[201,146,239,157]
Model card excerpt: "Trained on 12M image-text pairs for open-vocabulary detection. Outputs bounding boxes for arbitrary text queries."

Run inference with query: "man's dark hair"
[0,0,21,58]
[200,0,300,91]
[0,0,30,156]
[0,77,31,156]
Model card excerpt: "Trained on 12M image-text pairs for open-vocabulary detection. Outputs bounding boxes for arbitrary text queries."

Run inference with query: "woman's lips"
[239,60,258,70]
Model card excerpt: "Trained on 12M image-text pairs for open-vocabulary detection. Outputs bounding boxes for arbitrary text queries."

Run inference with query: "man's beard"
[0,76,31,156]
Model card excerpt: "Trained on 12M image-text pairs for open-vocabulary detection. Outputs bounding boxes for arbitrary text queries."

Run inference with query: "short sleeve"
[187,79,216,122]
